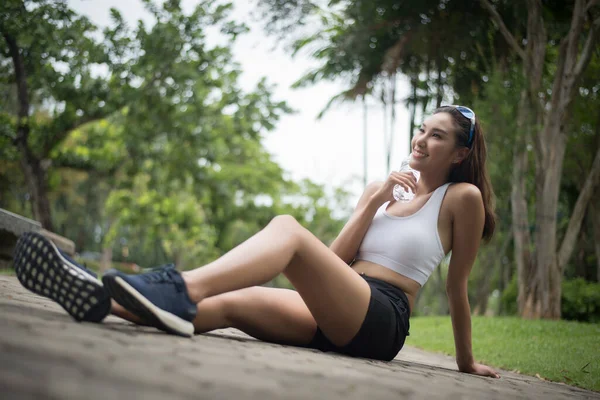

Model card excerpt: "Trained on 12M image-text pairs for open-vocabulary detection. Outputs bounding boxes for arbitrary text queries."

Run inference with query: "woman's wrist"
[367,192,386,209]
[457,358,475,372]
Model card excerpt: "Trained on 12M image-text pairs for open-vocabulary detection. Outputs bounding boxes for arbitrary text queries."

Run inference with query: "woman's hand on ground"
[371,171,417,204]
[460,362,501,379]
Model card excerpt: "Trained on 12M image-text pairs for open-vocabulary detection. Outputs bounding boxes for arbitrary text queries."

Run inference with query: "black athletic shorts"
[305,273,411,361]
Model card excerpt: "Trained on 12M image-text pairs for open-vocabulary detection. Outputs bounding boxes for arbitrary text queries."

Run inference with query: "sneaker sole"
[102,274,194,338]
[13,232,111,322]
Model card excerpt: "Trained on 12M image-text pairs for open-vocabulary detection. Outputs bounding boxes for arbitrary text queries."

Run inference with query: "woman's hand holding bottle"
[370,170,418,206]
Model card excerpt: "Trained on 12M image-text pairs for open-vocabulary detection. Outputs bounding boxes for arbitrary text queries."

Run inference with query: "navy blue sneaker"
[13,232,111,322]
[101,264,197,337]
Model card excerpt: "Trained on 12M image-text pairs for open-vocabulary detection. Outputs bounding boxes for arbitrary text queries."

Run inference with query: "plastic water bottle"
[393,154,420,202]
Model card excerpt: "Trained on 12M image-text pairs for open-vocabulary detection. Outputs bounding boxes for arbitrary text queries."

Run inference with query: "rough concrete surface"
[0,276,598,400]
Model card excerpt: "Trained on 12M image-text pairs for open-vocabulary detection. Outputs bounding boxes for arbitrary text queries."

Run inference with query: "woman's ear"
[453,147,469,164]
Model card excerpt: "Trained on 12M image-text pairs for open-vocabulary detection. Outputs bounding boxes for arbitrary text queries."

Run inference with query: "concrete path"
[0,276,597,400]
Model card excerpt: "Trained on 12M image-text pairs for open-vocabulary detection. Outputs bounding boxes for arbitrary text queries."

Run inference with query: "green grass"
[0,268,15,276]
[406,316,600,392]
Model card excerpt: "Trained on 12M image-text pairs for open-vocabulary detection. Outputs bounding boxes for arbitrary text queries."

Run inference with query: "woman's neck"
[415,173,450,196]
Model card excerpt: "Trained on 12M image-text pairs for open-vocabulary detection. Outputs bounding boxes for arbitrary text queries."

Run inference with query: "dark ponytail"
[434,106,496,242]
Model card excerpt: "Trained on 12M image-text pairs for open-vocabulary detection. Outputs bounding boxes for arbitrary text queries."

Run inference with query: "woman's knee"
[268,215,305,240]
[270,214,299,228]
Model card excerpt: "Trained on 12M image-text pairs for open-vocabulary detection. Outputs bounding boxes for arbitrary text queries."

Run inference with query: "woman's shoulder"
[446,182,481,196]
[445,182,484,214]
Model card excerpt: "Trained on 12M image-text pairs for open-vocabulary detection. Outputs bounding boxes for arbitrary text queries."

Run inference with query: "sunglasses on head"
[446,105,475,147]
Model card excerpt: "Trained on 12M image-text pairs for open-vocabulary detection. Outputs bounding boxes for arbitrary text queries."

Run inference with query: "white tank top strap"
[420,182,452,225]
[431,182,452,212]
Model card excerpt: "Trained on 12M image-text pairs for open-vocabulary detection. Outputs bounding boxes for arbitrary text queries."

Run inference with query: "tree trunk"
[409,77,417,147]
[525,100,600,319]
[437,264,447,315]
[473,247,494,316]
[496,251,513,315]
[363,95,368,187]
[382,85,390,173]
[574,227,588,279]
[502,0,598,319]
[581,233,592,281]
[387,73,396,168]
[173,250,183,270]
[528,125,566,319]
[3,31,54,230]
[591,201,600,282]
[388,74,396,170]
[528,0,598,318]
[558,142,600,271]
[422,58,431,116]
[18,152,53,230]
[100,246,113,272]
[533,183,561,319]
[435,54,443,107]
[512,91,534,316]
[474,231,512,315]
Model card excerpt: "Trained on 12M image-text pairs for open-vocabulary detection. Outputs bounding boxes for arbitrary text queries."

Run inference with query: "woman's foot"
[13,232,111,322]
[102,265,197,337]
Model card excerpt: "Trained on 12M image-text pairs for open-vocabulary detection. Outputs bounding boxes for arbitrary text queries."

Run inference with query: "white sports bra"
[354,183,452,286]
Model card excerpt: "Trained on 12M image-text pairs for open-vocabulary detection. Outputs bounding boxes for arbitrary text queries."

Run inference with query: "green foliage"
[501,275,518,315]
[0,157,31,217]
[501,277,600,323]
[104,172,220,269]
[0,0,124,159]
[562,278,600,323]
[3,0,595,304]
[0,268,16,276]
[412,257,449,316]
[407,316,600,392]
[558,55,600,282]
[71,257,134,276]
[276,178,351,245]
[258,0,519,115]
[90,1,302,270]
[0,0,351,277]
[257,1,600,318]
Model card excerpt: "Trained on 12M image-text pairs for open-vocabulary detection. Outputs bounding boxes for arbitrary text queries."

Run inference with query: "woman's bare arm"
[329,182,384,264]
[446,183,500,378]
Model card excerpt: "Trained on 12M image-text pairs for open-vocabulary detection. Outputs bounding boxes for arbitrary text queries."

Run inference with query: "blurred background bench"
[0,208,75,269]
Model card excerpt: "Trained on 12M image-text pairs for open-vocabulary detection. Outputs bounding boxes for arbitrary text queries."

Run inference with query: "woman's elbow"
[445,281,468,296]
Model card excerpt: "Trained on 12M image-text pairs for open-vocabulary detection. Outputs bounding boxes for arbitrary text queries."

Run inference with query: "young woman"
[14,105,500,378]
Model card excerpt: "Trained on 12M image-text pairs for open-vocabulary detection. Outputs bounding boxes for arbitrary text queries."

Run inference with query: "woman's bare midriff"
[351,259,420,317]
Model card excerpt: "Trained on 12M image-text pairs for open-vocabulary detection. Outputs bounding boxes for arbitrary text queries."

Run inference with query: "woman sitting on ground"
[14,105,500,378]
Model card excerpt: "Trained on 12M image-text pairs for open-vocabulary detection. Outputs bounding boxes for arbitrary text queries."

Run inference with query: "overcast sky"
[68,0,413,205]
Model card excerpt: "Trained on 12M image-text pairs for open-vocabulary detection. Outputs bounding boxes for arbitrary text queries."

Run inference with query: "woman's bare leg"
[192,287,317,344]
[112,287,317,345]
[182,215,371,347]
[111,300,147,325]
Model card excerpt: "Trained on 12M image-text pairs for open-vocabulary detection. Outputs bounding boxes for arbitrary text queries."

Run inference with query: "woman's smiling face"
[410,112,464,173]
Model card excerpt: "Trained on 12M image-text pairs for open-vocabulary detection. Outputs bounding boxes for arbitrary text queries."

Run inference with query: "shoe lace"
[141,264,183,291]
